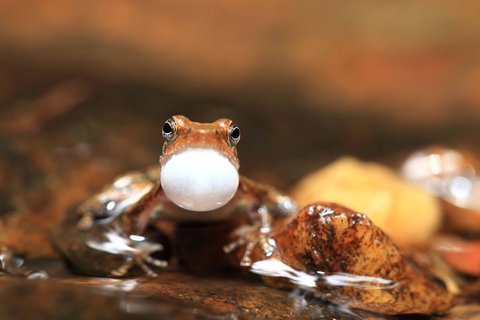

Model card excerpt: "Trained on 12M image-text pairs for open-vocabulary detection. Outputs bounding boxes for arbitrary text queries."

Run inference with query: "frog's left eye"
[228,122,241,146]
[162,118,176,141]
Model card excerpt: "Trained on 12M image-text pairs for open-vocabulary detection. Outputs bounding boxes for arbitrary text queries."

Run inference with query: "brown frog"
[56,115,297,276]
[55,116,453,315]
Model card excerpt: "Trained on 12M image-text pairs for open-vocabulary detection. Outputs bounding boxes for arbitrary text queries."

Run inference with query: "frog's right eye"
[162,118,176,141]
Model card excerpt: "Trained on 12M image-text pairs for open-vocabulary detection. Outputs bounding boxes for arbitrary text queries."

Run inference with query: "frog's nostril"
[160,148,239,211]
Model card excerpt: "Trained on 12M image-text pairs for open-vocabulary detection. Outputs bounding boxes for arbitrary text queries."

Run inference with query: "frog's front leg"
[56,171,170,277]
[223,176,298,266]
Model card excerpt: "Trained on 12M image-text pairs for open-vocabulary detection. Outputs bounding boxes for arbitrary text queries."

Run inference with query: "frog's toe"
[131,241,168,277]
[224,225,277,267]
[223,237,247,254]
[135,259,159,278]
[133,255,168,277]
[258,234,276,258]
[143,255,168,268]
[239,240,256,267]
[225,237,259,267]
[110,259,135,277]
[108,247,168,277]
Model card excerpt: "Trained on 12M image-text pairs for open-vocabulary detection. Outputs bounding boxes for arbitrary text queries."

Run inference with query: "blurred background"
[2,2,480,318]
[1,0,480,258]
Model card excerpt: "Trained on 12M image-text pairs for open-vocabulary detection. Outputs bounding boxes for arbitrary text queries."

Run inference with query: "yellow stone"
[291,157,441,248]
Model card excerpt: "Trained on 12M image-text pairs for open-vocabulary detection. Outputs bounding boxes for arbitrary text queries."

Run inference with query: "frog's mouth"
[160,148,239,212]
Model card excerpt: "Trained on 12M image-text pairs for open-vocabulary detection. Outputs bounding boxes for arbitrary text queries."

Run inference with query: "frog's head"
[159,115,241,211]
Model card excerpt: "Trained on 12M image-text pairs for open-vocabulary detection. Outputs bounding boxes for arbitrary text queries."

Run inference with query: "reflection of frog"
[56,115,297,276]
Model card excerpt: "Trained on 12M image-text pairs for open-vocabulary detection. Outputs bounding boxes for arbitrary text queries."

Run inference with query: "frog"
[54,117,455,315]
[55,115,298,277]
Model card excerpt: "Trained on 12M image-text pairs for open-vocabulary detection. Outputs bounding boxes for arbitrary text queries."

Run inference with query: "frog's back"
[77,166,159,224]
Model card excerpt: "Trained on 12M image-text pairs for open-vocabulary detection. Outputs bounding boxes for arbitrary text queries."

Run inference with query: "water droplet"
[129,234,146,242]
[106,200,116,211]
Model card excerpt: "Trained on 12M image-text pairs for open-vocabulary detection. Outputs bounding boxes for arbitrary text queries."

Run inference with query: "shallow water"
[250,258,398,291]
[0,258,393,320]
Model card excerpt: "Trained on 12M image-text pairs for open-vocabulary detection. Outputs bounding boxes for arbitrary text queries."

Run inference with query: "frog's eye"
[162,118,176,141]
[228,122,241,146]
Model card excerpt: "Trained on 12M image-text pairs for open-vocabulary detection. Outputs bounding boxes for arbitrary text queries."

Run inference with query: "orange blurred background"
[1,1,479,126]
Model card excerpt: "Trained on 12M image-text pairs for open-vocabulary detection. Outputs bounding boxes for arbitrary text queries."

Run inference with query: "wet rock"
[231,202,453,315]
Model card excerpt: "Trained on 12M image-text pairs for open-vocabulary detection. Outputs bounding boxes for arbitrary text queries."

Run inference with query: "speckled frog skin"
[56,115,298,276]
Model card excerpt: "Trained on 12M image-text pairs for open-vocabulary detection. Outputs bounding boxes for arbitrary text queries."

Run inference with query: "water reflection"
[118,298,240,320]
[251,258,318,288]
[0,245,48,279]
[402,146,480,210]
[323,273,397,290]
[250,258,397,291]
[401,148,476,195]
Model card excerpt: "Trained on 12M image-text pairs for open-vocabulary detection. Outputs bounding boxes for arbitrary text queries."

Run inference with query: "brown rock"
[234,202,453,315]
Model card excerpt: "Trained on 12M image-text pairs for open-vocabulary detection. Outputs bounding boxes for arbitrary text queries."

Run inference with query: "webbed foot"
[223,205,276,266]
[55,211,170,277]
[86,231,168,277]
